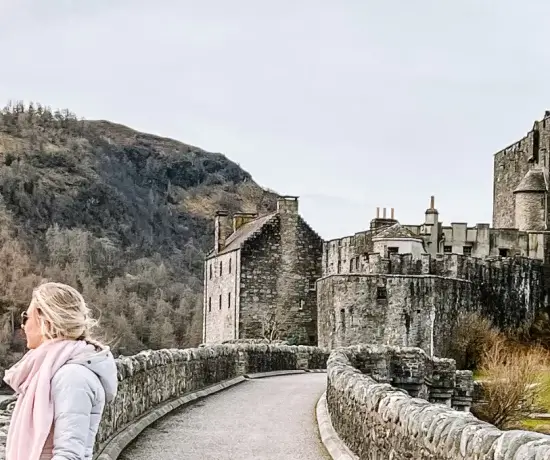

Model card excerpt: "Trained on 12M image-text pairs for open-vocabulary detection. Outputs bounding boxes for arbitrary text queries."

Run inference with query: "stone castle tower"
[493,111,550,233]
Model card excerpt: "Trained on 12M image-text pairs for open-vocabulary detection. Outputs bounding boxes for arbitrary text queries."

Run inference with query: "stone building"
[202,196,323,345]
[203,111,550,353]
[319,199,546,354]
[318,111,550,354]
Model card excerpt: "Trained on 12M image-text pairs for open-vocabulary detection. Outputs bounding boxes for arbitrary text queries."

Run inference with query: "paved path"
[120,373,330,460]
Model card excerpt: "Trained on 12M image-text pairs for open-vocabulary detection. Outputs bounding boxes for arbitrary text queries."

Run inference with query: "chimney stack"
[214,211,230,253]
[370,205,398,231]
[430,195,435,209]
[277,196,299,214]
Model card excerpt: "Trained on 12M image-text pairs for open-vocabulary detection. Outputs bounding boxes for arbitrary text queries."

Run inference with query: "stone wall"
[240,208,323,345]
[317,253,544,354]
[204,250,240,342]
[0,343,328,460]
[317,274,475,356]
[326,345,550,460]
[493,113,550,229]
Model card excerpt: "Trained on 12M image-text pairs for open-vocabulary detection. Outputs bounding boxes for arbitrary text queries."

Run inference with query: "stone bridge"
[0,342,549,459]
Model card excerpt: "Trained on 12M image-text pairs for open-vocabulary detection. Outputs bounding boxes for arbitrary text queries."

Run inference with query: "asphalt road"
[120,373,331,460]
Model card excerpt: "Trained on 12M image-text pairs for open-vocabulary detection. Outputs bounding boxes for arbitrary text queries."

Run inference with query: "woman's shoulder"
[52,363,98,388]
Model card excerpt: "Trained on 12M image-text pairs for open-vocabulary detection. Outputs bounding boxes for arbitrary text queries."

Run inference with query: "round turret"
[513,169,547,231]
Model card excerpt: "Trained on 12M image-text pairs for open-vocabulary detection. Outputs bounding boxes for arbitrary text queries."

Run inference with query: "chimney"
[424,195,439,226]
[277,196,299,214]
[214,210,230,252]
[370,205,398,231]
[233,212,258,232]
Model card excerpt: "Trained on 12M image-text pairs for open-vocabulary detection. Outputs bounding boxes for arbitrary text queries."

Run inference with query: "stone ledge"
[94,376,246,460]
[316,392,358,460]
[244,370,307,379]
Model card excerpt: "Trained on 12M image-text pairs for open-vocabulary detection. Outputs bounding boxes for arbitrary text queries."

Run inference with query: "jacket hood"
[67,343,118,403]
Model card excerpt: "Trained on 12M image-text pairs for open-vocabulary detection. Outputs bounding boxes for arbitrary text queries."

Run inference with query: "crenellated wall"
[317,253,544,354]
[0,344,329,460]
[326,345,550,460]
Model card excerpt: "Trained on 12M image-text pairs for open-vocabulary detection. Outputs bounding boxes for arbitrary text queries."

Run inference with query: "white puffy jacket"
[40,345,118,460]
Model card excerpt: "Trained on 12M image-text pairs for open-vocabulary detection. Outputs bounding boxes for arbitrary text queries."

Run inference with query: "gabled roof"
[208,212,278,258]
[372,223,423,240]
[514,169,547,193]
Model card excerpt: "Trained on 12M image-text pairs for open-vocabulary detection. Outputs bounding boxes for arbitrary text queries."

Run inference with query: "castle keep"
[204,112,550,354]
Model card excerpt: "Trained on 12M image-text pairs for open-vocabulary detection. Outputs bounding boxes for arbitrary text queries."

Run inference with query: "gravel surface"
[120,373,331,460]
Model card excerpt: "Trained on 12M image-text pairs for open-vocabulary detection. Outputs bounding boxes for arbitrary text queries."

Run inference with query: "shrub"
[472,337,550,429]
[445,311,500,370]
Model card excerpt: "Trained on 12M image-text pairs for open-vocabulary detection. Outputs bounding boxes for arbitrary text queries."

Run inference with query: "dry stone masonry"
[326,344,550,460]
[0,344,328,460]
[318,252,543,355]
[0,344,549,459]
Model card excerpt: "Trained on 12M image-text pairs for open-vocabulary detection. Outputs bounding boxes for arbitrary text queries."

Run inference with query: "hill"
[0,101,277,365]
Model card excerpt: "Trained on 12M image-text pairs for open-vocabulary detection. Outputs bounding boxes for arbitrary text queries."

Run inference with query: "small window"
[340,308,345,330]
[463,246,472,256]
[219,294,222,310]
[309,280,316,291]
[355,257,359,270]
[219,261,223,276]
[299,299,305,310]
[387,247,399,256]
[337,260,341,273]
[349,259,354,272]
[444,246,452,253]
[229,258,232,274]
[377,286,387,300]
[499,248,509,257]
[209,264,212,280]
[228,292,231,309]
[208,297,211,312]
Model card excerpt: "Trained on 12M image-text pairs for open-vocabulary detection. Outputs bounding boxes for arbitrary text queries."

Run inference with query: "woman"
[3,282,118,460]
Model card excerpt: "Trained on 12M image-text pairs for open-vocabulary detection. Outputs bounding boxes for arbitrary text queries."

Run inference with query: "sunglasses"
[21,311,29,327]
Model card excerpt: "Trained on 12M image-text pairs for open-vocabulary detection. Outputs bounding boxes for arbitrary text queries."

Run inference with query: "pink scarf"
[3,339,89,460]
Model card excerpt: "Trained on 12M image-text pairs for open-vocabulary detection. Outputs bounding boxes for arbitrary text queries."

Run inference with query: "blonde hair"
[32,282,102,346]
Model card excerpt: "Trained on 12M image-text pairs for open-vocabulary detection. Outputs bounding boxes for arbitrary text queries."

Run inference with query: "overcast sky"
[0,1,548,240]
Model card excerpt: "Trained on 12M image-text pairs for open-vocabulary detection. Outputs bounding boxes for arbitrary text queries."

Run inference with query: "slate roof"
[207,212,278,258]
[514,169,547,193]
[372,223,423,240]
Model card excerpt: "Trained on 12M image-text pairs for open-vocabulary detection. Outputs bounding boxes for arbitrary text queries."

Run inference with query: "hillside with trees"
[0,101,277,369]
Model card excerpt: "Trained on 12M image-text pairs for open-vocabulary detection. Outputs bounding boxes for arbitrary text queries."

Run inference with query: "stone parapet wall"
[0,344,329,460]
[326,344,550,459]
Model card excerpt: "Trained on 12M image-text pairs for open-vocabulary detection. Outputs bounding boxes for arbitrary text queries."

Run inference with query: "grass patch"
[519,418,550,434]
[536,371,550,412]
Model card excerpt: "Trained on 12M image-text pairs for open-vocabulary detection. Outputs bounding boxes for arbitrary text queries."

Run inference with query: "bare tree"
[258,306,292,342]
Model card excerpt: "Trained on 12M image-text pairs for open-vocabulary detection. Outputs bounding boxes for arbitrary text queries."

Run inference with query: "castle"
[203,112,550,354]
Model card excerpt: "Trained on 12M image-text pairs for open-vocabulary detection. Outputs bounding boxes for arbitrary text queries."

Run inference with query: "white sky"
[0,0,548,239]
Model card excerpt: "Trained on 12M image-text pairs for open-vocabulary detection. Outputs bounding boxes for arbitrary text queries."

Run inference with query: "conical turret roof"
[513,169,546,193]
